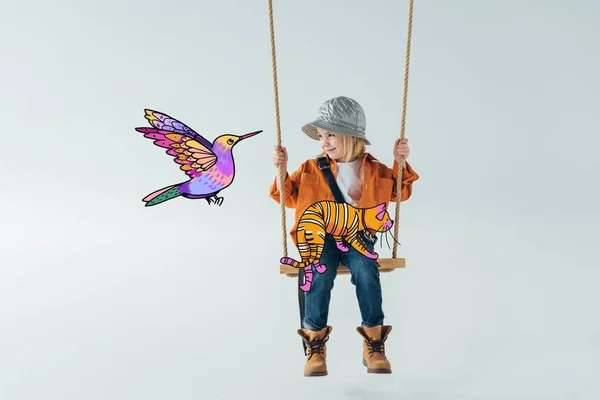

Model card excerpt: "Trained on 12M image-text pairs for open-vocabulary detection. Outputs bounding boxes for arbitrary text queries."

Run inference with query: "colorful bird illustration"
[135,109,261,207]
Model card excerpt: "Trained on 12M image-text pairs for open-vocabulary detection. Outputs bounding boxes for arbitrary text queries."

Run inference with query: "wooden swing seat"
[280,257,405,277]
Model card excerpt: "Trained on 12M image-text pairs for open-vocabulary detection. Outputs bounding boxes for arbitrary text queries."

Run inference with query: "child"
[269,96,419,377]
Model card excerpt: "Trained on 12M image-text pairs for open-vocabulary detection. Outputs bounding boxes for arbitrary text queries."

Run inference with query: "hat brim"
[301,120,371,145]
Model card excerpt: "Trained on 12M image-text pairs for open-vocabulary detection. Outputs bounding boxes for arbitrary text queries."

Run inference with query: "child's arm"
[389,159,420,202]
[269,164,304,208]
[386,138,419,202]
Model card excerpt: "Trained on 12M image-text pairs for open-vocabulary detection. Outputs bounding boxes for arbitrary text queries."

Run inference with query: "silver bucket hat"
[301,96,371,145]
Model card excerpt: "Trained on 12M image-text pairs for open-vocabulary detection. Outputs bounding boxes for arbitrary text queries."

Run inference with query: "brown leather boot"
[356,325,392,374]
[297,326,332,377]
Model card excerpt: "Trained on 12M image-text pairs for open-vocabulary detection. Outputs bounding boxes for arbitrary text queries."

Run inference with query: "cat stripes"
[282,200,387,274]
[298,201,360,238]
[281,200,391,295]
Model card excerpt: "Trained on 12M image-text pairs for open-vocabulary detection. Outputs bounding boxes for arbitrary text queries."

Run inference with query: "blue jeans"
[302,232,384,331]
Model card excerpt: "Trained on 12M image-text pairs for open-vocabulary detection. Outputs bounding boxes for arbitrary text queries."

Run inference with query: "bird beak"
[239,130,262,140]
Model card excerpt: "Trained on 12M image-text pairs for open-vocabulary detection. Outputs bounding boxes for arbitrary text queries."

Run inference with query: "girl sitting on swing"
[269,95,420,376]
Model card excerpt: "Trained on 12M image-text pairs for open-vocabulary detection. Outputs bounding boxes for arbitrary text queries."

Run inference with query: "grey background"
[1,0,598,399]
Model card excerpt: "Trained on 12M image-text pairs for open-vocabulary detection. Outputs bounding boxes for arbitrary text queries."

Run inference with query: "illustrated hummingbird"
[135,109,261,207]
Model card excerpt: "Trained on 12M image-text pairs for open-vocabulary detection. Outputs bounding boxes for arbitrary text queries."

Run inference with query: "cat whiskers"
[375,221,402,250]
[374,222,392,250]
[387,229,402,248]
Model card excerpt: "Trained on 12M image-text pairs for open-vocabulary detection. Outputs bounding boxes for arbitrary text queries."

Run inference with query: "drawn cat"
[280,201,394,292]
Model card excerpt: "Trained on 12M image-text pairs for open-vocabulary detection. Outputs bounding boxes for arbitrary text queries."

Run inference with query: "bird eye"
[227,138,234,145]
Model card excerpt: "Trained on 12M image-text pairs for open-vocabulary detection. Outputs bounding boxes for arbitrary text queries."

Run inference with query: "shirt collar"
[324,153,376,177]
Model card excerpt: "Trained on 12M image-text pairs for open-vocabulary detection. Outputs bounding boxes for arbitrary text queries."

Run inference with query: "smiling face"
[316,127,367,163]
[317,127,346,160]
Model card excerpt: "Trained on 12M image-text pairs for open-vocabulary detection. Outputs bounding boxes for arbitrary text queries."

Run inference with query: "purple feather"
[144,109,213,149]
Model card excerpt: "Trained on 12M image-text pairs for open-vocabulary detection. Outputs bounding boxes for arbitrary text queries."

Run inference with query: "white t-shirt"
[336,159,364,206]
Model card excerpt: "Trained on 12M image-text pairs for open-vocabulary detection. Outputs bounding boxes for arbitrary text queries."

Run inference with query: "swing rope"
[267,0,288,258]
[268,1,306,354]
[268,0,415,266]
[393,0,414,259]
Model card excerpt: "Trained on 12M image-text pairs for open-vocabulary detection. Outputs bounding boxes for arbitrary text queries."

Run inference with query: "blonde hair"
[319,134,367,162]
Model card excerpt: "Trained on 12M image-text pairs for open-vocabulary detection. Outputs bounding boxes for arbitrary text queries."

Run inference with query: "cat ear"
[375,203,385,221]
[375,203,387,220]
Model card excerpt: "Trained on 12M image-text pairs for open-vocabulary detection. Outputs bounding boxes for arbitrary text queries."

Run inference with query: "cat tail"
[280,241,314,268]
[280,257,308,269]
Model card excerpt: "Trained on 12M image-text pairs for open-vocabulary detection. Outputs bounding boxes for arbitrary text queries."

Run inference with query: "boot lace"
[307,337,329,359]
[366,339,385,355]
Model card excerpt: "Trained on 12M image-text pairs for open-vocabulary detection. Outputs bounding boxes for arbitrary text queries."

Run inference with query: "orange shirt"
[269,152,420,247]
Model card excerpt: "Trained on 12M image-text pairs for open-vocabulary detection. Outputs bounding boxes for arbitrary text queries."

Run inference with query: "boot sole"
[362,358,392,374]
[304,371,328,377]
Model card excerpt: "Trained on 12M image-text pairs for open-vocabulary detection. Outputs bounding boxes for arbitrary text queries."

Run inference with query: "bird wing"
[141,109,214,150]
[135,128,218,178]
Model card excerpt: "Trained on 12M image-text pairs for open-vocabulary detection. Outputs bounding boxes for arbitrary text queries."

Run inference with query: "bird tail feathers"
[143,184,182,206]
